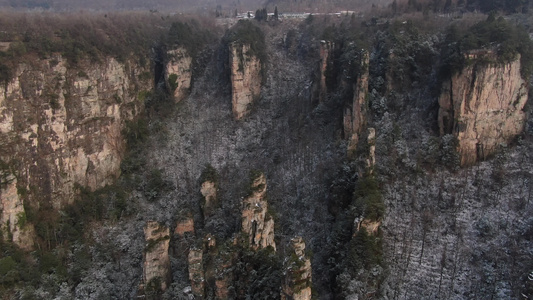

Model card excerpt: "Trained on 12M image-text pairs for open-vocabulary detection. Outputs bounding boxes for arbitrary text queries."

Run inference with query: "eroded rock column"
[282,237,312,300]
[165,48,192,102]
[141,221,171,294]
[241,173,276,251]
[229,43,262,120]
[438,55,528,165]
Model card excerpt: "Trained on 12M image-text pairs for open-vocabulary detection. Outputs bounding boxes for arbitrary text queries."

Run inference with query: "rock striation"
[141,221,171,293]
[345,51,370,153]
[229,43,262,120]
[165,48,192,102]
[438,56,528,165]
[0,55,150,247]
[241,173,276,250]
[281,237,312,300]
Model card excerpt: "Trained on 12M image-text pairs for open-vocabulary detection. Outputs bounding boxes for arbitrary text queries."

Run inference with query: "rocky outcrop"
[188,248,205,298]
[281,237,312,300]
[241,173,276,251]
[0,55,150,247]
[165,48,192,102]
[438,56,528,165]
[318,40,334,103]
[175,216,195,237]
[366,128,376,172]
[229,43,262,120]
[200,180,217,218]
[0,174,34,250]
[141,221,171,293]
[345,51,370,153]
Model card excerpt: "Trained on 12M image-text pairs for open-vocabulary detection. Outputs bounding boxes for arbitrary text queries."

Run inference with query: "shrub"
[352,176,384,221]
[167,73,178,93]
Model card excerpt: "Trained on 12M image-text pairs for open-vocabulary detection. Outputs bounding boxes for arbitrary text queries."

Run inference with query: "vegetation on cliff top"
[440,14,533,79]
[223,20,267,68]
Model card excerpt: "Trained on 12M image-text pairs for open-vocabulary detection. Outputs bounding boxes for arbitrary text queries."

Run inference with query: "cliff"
[229,42,262,120]
[282,237,312,300]
[345,51,370,153]
[165,48,192,102]
[241,173,276,250]
[141,221,171,294]
[438,56,528,165]
[0,55,151,248]
[317,40,334,103]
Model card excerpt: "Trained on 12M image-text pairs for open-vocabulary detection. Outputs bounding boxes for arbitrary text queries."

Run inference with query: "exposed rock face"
[200,180,217,217]
[318,40,334,103]
[0,56,149,236]
[0,55,150,247]
[188,248,205,299]
[142,221,171,293]
[0,175,34,250]
[241,173,276,251]
[175,216,195,237]
[438,57,528,165]
[282,237,312,300]
[229,42,262,120]
[355,218,381,236]
[345,51,369,153]
[165,48,192,102]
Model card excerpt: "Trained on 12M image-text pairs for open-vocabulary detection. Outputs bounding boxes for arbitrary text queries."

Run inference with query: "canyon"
[0,12,532,300]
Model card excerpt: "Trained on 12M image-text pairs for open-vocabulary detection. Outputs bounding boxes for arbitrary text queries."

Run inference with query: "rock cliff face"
[141,221,171,293]
[229,43,262,120]
[282,237,312,300]
[345,51,370,153]
[318,40,334,103]
[188,248,205,298]
[241,173,276,250]
[438,57,528,165]
[0,55,150,247]
[200,180,217,217]
[165,48,192,102]
[0,174,33,250]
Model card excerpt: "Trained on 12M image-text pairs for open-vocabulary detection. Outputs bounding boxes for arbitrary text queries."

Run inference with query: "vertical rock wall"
[318,40,334,103]
[282,237,312,300]
[188,248,205,298]
[141,221,171,293]
[165,48,192,102]
[229,43,262,120]
[0,55,151,247]
[241,173,276,251]
[345,51,370,153]
[438,56,528,165]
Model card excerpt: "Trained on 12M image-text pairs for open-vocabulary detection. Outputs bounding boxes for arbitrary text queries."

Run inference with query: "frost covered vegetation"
[1,7,533,300]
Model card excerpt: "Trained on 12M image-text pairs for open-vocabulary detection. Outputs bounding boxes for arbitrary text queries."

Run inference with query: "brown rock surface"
[438,57,528,165]
[282,237,312,300]
[200,180,217,217]
[165,48,192,102]
[241,173,276,250]
[0,55,150,247]
[229,42,262,120]
[345,51,369,153]
[188,248,205,298]
[318,40,334,103]
[142,221,171,292]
